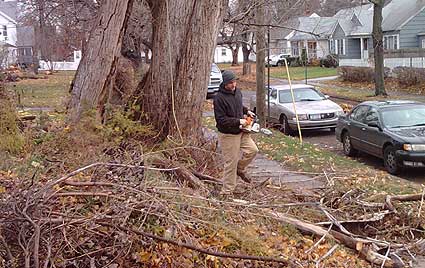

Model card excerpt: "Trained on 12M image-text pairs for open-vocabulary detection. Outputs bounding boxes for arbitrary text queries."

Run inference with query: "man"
[213,70,259,196]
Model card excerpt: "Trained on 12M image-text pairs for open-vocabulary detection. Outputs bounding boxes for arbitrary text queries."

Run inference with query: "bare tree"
[256,1,266,126]
[68,0,135,121]
[135,0,227,142]
[370,0,387,96]
[68,0,227,143]
[19,0,100,68]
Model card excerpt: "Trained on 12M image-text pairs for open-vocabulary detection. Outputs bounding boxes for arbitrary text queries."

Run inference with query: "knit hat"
[221,70,237,85]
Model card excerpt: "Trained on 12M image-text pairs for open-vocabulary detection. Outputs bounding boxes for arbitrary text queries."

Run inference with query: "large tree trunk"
[135,0,226,142]
[372,0,387,96]
[242,32,252,75]
[231,44,240,66]
[256,4,266,126]
[68,0,134,121]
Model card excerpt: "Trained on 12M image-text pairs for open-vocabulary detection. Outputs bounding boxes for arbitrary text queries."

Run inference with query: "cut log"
[268,211,402,268]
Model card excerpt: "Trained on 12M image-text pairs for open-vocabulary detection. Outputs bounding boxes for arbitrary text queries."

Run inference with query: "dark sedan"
[336,100,425,174]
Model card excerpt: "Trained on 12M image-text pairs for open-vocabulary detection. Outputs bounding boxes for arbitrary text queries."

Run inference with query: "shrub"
[309,58,321,67]
[320,54,339,68]
[392,67,425,87]
[289,57,301,67]
[338,66,390,83]
[0,86,25,153]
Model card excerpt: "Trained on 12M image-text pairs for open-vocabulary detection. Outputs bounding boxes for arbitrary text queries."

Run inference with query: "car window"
[364,108,379,124]
[270,89,277,99]
[211,63,220,73]
[349,105,370,122]
[381,106,425,128]
[278,88,325,103]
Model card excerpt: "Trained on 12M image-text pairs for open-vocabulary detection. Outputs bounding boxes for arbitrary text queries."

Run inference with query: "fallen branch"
[38,162,179,199]
[152,159,205,189]
[193,171,222,184]
[97,221,300,267]
[385,193,425,212]
[267,211,401,268]
[316,211,391,226]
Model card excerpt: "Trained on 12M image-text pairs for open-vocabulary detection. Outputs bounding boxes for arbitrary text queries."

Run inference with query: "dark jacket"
[213,84,248,134]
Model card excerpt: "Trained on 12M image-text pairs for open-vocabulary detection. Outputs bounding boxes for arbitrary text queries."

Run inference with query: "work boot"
[237,170,252,183]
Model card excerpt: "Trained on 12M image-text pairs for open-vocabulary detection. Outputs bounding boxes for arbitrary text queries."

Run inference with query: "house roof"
[16,26,34,47]
[269,17,297,41]
[288,17,338,41]
[382,0,425,31]
[333,0,425,37]
[0,1,17,22]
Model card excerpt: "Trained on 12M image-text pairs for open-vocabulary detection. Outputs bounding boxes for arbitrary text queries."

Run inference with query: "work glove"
[247,111,256,117]
[239,119,249,127]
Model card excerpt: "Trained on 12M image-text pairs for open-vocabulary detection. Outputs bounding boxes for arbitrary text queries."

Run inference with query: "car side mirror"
[324,95,330,99]
[368,121,382,131]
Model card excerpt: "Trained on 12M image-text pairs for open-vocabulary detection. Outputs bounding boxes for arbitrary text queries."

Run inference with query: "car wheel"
[279,115,292,135]
[384,146,400,175]
[342,132,357,156]
[277,61,283,67]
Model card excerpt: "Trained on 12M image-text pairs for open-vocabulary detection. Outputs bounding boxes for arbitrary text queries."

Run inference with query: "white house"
[0,0,18,66]
[213,45,244,63]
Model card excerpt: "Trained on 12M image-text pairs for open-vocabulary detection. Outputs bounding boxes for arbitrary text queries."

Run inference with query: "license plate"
[310,114,321,120]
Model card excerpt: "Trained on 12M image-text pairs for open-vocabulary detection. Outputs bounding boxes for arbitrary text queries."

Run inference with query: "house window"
[18,48,33,56]
[335,39,346,55]
[329,40,335,53]
[383,35,398,50]
[221,48,227,56]
[291,42,299,56]
[422,39,425,49]
[2,26,7,37]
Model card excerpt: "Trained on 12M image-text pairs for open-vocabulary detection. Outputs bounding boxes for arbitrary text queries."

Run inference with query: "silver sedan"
[250,84,344,134]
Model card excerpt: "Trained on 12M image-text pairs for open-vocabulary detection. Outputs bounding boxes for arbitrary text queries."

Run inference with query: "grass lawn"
[269,66,338,80]
[217,63,338,81]
[8,71,75,109]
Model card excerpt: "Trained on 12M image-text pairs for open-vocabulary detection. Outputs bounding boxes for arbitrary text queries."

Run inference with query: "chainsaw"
[240,113,272,135]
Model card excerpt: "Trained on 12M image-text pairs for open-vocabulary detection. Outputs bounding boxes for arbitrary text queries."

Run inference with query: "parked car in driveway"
[250,84,344,134]
[336,100,425,174]
[207,63,223,98]
[266,53,291,67]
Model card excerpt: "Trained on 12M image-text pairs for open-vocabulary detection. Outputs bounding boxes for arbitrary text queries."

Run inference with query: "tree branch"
[97,221,300,266]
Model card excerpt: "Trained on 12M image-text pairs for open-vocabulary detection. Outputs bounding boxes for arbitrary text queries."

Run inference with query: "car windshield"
[278,88,325,103]
[381,106,425,128]
[211,64,220,73]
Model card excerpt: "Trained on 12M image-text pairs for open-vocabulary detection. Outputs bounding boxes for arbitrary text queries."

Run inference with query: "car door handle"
[361,127,366,131]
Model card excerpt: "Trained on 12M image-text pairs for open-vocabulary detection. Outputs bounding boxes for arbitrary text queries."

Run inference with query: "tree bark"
[135,0,226,142]
[255,2,266,126]
[372,0,387,96]
[68,0,134,121]
[231,44,240,66]
[242,32,252,75]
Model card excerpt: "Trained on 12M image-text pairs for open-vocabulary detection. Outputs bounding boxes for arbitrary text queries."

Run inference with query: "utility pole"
[256,0,266,126]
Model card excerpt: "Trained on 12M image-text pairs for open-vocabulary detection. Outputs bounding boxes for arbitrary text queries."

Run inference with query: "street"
[242,89,425,183]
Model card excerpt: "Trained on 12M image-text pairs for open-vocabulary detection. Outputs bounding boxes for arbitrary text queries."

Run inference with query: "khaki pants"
[218,132,258,194]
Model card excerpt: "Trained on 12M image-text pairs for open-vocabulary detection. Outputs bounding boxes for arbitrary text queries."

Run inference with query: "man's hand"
[247,111,256,117]
[240,119,249,127]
